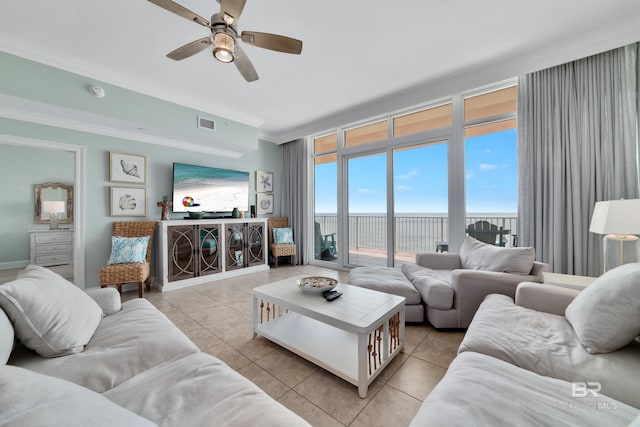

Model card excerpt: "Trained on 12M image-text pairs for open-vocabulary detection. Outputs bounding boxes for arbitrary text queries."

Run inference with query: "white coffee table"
[253,277,405,398]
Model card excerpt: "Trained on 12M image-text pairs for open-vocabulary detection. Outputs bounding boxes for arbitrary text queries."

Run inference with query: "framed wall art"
[110,186,147,217]
[110,152,146,184]
[256,170,273,193]
[256,193,274,215]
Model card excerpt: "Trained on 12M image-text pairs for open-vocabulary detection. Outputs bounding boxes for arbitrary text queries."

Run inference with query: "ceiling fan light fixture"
[213,32,235,63]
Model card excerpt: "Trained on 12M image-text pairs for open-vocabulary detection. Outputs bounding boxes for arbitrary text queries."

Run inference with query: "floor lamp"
[589,199,640,272]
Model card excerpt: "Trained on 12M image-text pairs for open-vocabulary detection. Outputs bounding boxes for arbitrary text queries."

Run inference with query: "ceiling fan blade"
[220,0,246,25]
[166,37,211,60]
[147,0,210,27]
[240,31,302,54]
[233,45,259,82]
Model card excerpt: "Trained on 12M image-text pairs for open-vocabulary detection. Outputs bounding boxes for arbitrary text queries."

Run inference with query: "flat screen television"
[172,162,250,214]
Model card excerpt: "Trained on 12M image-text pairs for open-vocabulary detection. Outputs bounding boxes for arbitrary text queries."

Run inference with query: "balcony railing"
[315,214,518,260]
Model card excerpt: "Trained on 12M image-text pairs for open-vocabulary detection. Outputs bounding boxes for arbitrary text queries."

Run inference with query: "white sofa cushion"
[565,263,640,354]
[9,298,199,393]
[459,294,640,408]
[401,264,454,309]
[104,352,311,427]
[0,265,103,358]
[348,266,422,305]
[410,351,638,427]
[0,364,155,427]
[459,236,535,274]
[0,308,14,365]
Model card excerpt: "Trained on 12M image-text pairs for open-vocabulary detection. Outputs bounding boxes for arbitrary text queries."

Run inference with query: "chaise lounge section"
[349,236,548,328]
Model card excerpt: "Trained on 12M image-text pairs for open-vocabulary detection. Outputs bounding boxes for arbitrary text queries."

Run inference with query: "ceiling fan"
[147,0,303,82]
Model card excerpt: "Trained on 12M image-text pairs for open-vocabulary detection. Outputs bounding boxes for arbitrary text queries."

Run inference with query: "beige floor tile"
[187,304,243,329]
[278,390,345,427]
[386,356,446,401]
[164,294,221,313]
[254,347,319,388]
[232,335,279,361]
[404,324,432,354]
[412,328,465,369]
[350,385,422,427]
[238,363,290,400]
[183,325,224,351]
[167,312,204,333]
[143,264,459,424]
[294,369,383,426]
[203,343,251,371]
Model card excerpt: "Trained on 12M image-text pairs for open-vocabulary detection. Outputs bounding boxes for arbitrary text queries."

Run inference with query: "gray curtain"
[281,139,308,264]
[518,43,639,276]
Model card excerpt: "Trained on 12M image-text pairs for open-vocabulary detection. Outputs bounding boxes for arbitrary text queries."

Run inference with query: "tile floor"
[122,264,465,427]
[1,264,464,426]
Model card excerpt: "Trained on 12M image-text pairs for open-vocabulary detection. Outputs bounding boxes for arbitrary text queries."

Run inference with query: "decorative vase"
[232,207,240,218]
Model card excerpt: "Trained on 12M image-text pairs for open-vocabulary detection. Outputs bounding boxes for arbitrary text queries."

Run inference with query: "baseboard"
[0,260,28,270]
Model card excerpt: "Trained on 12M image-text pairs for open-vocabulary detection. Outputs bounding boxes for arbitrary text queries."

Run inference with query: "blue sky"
[315,129,517,214]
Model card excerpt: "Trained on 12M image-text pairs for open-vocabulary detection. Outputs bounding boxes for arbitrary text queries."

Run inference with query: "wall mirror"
[35,182,73,224]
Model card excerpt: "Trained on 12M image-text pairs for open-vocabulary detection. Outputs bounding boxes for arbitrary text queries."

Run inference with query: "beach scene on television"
[173,163,250,213]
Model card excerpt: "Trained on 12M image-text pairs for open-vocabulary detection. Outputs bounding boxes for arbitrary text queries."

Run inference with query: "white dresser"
[29,229,74,267]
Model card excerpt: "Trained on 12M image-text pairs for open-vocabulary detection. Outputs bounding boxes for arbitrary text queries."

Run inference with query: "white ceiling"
[1,0,639,144]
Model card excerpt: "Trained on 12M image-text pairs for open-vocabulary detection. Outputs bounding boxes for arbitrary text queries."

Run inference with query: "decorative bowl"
[297,276,338,293]
[188,211,205,219]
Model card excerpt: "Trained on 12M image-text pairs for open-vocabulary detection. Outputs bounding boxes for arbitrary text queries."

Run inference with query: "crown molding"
[0,34,263,129]
[0,93,245,158]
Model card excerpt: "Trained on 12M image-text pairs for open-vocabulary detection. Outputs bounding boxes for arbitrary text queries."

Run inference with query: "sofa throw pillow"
[565,263,640,354]
[459,236,535,275]
[273,227,294,244]
[0,308,14,365]
[0,265,103,358]
[107,236,150,265]
[0,365,156,426]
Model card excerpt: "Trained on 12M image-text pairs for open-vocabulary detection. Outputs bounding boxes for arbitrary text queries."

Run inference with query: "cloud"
[396,168,420,180]
[396,185,412,192]
[357,188,375,194]
[466,171,475,179]
[479,163,497,171]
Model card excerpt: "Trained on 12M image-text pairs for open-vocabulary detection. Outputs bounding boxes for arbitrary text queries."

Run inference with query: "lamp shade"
[42,200,66,215]
[589,199,640,235]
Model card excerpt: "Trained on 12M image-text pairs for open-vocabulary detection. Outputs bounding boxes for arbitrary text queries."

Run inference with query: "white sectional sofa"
[410,263,640,426]
[0,265,310,427]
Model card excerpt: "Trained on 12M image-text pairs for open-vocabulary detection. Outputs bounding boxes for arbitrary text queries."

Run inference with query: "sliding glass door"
[347,152,387,266]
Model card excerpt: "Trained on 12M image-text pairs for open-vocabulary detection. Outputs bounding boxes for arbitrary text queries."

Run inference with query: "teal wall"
[0,52,259,153]
[0,53,284,288]
[0,144,74,264]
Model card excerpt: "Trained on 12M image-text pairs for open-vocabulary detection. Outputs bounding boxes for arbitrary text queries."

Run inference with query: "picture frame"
[110,186,147,217]
[110,152,146,184]
[256,193,274,215]
[256,170,273,193]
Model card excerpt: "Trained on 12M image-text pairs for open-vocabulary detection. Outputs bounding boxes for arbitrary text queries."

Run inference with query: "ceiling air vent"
[198,116,216,131]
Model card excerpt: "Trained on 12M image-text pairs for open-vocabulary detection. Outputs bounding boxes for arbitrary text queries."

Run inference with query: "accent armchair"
[99,221,157,298]
[267,217,296,267]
